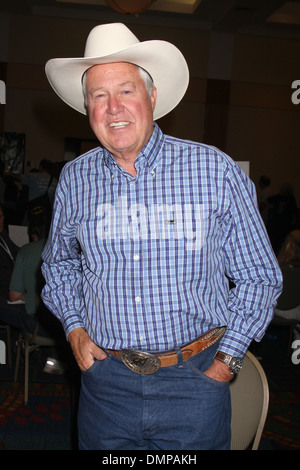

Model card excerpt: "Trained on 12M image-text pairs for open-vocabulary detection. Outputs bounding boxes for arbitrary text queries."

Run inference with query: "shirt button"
[133,255,139,261]
[135,296,141,302]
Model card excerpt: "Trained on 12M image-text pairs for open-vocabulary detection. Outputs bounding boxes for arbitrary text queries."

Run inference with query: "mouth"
[109,121,130,129]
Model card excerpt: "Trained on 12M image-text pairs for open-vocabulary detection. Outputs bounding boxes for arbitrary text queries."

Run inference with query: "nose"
[107,95,123,114]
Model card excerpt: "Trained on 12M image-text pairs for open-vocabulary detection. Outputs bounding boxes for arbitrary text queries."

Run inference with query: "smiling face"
[85,62,157,168]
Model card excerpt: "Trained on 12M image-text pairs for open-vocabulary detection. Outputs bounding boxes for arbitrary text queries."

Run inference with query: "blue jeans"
[78,341,231,450]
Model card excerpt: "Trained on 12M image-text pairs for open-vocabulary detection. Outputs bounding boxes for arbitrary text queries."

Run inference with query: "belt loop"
[176,348,184,368]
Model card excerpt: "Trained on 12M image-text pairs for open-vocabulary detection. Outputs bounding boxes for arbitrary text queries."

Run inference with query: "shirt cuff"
[60,311,85,339]
[217,329,252,358]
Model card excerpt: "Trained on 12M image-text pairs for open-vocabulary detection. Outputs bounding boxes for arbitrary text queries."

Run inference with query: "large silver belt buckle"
[121,350,161,375]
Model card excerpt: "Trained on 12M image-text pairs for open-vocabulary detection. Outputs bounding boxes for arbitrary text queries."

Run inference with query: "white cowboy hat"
[45,22,189,120]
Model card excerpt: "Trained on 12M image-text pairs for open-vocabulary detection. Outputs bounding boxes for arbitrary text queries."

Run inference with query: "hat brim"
[45,40,189,121]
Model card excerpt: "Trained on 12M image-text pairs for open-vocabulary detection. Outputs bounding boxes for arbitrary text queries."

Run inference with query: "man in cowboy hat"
[41,23,282,450]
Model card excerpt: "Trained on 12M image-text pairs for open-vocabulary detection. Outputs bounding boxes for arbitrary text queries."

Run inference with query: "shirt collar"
[140,122,164,171]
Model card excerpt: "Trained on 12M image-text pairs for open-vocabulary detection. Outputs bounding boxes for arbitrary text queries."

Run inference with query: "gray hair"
[82,64,154,111]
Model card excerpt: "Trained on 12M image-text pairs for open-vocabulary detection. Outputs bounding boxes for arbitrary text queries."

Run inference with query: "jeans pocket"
[185,356,228,387]
[82,359,104,376]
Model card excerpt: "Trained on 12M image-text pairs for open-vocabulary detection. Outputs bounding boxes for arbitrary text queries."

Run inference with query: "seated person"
[0,215,48,332]
[0,214,66,373]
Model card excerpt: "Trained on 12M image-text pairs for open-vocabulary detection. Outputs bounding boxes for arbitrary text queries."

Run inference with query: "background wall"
[1,11,300,205]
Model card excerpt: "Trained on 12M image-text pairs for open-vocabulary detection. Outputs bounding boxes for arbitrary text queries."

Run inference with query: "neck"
[112,151,138,176]
[117,160,137,176]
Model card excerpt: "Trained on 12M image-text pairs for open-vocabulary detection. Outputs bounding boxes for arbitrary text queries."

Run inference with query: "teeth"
[109,122,129,129]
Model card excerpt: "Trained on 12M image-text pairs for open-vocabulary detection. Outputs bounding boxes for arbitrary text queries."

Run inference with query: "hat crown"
[84,23,140,58]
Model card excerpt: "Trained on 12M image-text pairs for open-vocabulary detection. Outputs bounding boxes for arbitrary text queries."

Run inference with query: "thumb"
[92,344,107,361]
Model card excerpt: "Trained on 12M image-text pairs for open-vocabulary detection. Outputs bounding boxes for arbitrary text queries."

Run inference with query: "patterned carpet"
[261,391,300,450]
[0,381,73,450]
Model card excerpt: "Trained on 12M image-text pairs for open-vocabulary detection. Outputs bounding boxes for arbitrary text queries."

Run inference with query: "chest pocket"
[147,203,205,251]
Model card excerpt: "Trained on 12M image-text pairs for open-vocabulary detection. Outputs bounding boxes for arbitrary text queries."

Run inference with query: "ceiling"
[57,0,203,15]
[1,0,300,38]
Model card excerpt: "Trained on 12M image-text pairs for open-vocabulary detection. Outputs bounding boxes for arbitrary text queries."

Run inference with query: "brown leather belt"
[107,327,225,375]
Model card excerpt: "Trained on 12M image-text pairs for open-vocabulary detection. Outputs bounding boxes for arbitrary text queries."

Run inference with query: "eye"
[89,91,106,101]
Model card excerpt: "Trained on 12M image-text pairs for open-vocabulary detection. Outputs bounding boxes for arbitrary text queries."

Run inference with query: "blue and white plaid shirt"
[41,123,282,357]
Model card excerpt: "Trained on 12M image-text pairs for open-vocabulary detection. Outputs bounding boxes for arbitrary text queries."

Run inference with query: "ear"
[150,86,157,112]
